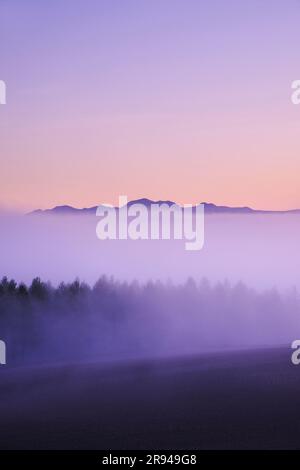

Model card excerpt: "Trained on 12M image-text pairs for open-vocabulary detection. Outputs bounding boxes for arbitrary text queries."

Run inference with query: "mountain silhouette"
[29,200,300,215]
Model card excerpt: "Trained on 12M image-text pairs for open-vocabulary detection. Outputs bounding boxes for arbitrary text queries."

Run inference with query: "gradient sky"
[1,0,300,211]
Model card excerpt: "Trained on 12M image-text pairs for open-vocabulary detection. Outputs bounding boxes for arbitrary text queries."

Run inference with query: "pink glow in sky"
[1,0,300,212]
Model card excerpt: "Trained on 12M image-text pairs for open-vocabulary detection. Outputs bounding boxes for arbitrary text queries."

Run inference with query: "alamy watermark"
[291,80,300,105]
[96,196,205,251]
[0,80,6,105]
[0,340,6,365]
[291,340,300,365]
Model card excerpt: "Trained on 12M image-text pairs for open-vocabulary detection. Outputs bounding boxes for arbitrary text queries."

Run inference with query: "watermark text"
[0,80,6,105]
[291,80,300,105]
[0,340,6,365]
[96,196,205,251]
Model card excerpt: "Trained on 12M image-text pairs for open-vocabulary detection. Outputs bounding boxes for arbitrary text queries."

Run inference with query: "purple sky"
[1,0,300,211]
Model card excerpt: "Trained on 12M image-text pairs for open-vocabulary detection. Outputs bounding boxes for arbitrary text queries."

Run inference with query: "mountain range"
[29,199,300,215]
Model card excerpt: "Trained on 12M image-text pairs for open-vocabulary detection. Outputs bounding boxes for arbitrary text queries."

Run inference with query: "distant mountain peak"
[28,200,300,216]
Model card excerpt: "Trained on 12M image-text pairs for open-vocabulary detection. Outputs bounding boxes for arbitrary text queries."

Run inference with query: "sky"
[0,0,300,212]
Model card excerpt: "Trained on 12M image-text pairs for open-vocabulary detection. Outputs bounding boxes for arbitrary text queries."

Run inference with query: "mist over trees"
[0,276,299,366]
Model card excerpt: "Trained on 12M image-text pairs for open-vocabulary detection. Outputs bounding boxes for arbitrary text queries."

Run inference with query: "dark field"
[0,347,300,450]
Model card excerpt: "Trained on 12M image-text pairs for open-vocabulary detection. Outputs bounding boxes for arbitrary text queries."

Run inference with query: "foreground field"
[0,347,299,449]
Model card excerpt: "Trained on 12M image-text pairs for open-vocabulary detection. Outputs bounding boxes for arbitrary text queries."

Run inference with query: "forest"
[0,275,299,366]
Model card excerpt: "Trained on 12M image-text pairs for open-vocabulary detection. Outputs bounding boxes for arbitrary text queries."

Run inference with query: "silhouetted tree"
[29,277,48,301]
